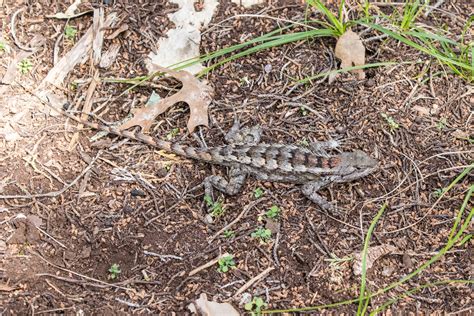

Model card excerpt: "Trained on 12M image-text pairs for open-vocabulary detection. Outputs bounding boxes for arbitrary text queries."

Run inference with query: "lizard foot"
[301,178,336,212]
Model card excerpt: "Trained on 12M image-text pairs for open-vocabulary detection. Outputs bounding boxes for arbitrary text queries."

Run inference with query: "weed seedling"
[432,188,445,198]
[251,227,272,243]
[244,296,267,315]
[108,263,121,280]
[265,205,280,219]
[298,138,310,147]
[204,195,225,218]
[381,113,400,132]
[217,255,235,273]
[0,41,7,53]
[436,118,447,130]
[254,187,264,199]
[223,230,235,238]
[18,59,33,74]
[300,106,308,116]
[166,128,180,140]
[64,25,78,41]
[325,253,353,269]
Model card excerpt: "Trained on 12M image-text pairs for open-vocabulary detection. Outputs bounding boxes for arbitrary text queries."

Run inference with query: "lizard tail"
[52,107,215,163]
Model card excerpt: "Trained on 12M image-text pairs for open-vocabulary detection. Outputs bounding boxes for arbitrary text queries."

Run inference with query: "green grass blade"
[198,28,337,76]
[359,22,474,73]
[306,0,345,35]
[357,203,388,315]
[370,279,474,315]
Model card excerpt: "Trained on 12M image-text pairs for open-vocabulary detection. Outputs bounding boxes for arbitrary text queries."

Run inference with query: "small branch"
[234,266,275,297]
[189,252,230,276]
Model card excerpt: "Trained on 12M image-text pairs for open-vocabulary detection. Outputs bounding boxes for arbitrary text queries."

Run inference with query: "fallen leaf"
[189,293,240,316]
[46,0,92,19]
[117,65,213,133]
[0,284,15,292]
[353,244,397,275]
[335,29,366,80]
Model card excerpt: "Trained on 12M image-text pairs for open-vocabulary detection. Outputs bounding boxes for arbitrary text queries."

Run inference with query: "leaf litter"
[334,29,366,80]
[117,65,213,134]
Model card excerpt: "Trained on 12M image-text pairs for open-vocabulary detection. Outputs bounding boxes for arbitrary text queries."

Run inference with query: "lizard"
[43,97,378,211]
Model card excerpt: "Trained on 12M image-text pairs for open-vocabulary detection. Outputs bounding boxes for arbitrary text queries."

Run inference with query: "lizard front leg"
[301,177,336,211]
[204,167,247,198]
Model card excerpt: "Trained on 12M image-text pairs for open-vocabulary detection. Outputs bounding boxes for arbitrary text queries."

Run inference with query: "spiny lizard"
[46,100,378,211]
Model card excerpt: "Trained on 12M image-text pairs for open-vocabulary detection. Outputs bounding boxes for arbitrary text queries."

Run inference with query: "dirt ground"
[0,0,472,314]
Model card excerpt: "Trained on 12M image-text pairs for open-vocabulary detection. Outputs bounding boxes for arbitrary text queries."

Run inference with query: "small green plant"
[64,25,78,41]
[166,128,180,140]
[436,118,447,130]
[217,255,236,273]
[204,195,225,218]
[432,188,445,198]
[244,296,267,315]
[254,187,264,199]
[69,81,78,91]
[381,113,400,132]
[223,230,235,238]
[251,227,272,243]
[239,76,251,86]
[108,263,121,280]
[298,138,310,147]
[0,41,7,53]
[398,0,425,31]
[300,106,308,116]
[325,253,353,269]
[18,59,33,74]
[265,205,280,219]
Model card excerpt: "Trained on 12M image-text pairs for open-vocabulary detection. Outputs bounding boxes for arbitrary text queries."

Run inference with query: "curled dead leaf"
[335,29,366,80]
[353,244,397,276]
[189,293,240,316]
[117,66,213,133]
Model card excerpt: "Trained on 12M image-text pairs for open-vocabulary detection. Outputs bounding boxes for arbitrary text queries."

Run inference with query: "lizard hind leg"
[224,120,262,145]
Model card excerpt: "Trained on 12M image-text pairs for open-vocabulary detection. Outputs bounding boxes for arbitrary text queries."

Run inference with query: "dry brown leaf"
[118,66,213,133]
[335,29,366,80]
[0,284,15,292]
[189,293,240,316]
[353,244,397,275]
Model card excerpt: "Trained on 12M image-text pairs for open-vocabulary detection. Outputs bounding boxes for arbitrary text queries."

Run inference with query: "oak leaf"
[335,29,366,79]
[118,66,213,134]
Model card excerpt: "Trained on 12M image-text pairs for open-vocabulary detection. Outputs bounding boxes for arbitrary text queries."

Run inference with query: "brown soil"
[0,0,472,314]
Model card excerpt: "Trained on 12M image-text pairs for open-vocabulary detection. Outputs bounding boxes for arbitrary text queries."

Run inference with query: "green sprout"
[204,195,225,218]
[18,59,33,74]
[432,188,445,198]
[300,106,308,116]
[251,227,272,243]
[223,230,235,238]
[217,255,235,273]
[265,205,280,219]
[166,128,180,140]
[64,25,78,41]
[254,187,264,199]
[0,41,7,53]
[381,113,400,132]
[436,118,447,130]
[298,138,310,147]
[108,263,121,280]
[244,296,267,315]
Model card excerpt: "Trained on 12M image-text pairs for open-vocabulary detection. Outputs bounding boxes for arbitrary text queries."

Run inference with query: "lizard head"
[338,150,378,176]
